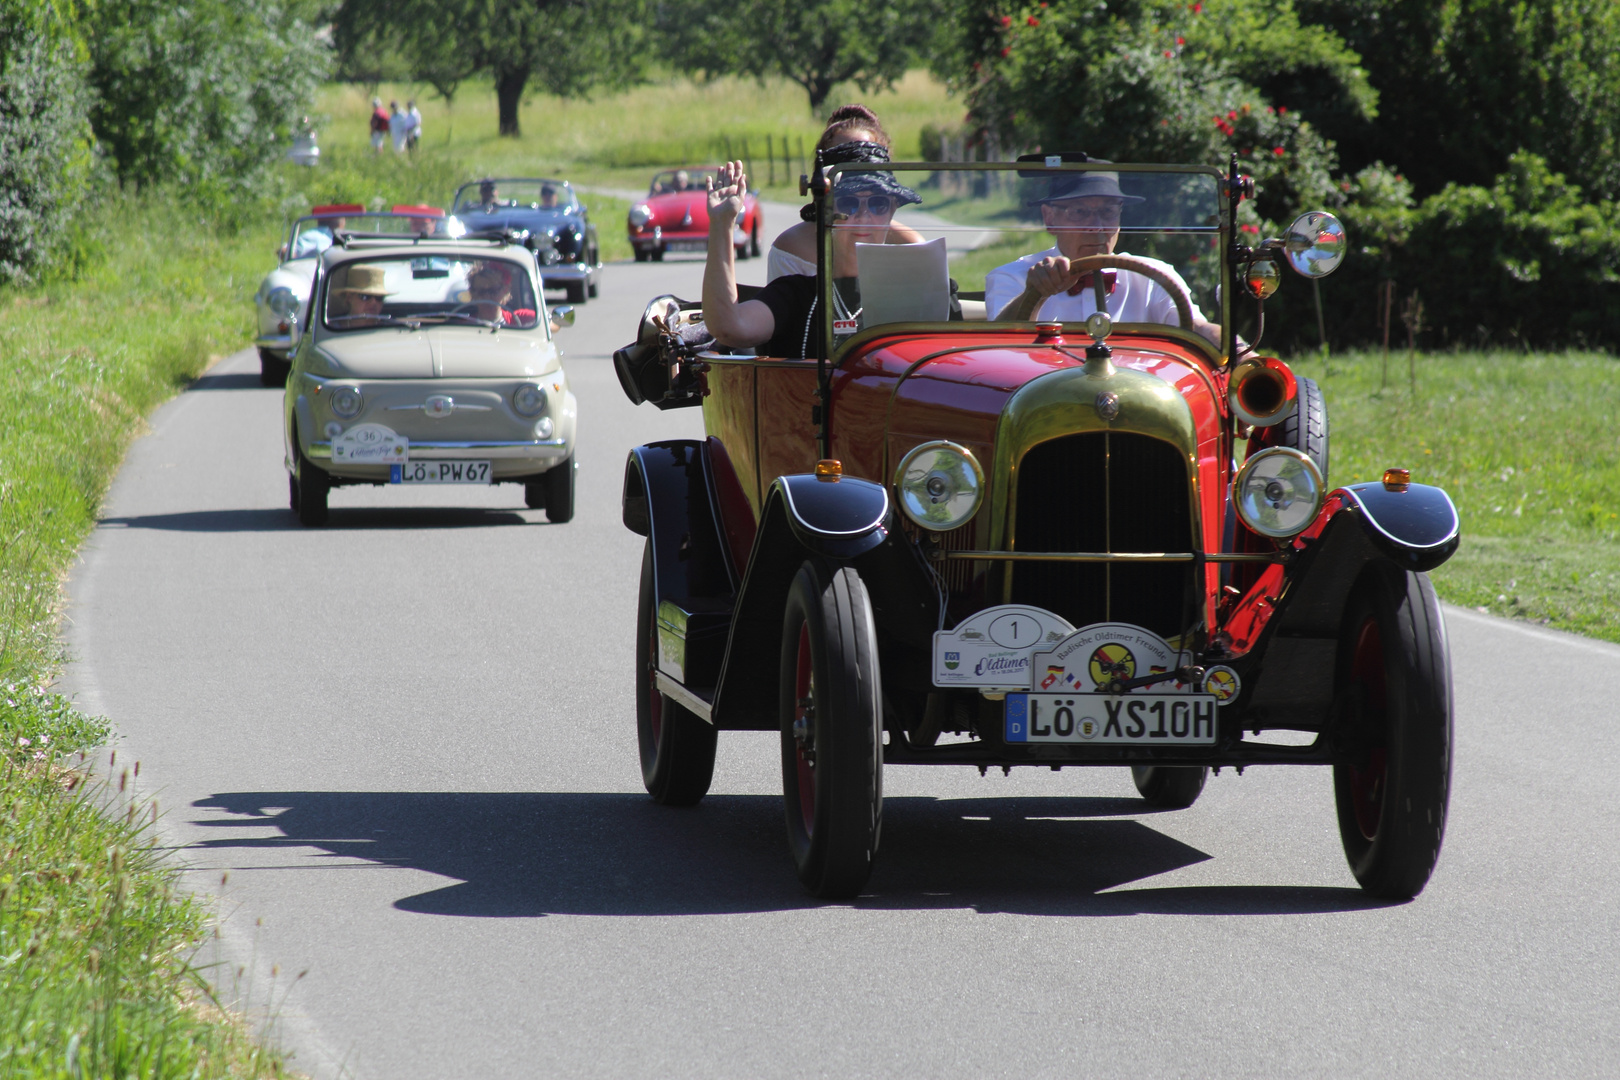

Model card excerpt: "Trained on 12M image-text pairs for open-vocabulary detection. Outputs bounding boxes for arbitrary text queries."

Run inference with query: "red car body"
[628,169,762,262]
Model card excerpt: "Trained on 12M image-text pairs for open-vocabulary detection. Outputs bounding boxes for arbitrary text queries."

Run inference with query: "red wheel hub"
[1348,615,1388,840]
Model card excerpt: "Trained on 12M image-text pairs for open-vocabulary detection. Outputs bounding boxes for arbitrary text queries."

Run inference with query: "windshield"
[322,256,542,332]
[452,180,576,214]
[286,213,444,259]
[816,163,1226,353]
[649,169,710,195]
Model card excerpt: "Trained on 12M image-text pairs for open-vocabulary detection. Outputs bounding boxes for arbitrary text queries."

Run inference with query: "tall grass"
[1290,348,1620,641]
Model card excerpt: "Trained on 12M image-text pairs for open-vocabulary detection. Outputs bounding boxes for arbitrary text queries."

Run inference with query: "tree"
[82,0,329,197]
[1294,0,1620,201]
[661,0,943,113]
[335,0,649,138]
[0,0,95,284]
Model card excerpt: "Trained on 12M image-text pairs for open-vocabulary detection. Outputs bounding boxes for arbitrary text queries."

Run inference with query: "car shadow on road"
[189,791,1396,918]
[188,371,270,391]
[99,507,536,532]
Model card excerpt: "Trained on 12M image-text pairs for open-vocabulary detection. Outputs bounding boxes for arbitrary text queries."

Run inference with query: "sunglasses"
[834,194,894,217]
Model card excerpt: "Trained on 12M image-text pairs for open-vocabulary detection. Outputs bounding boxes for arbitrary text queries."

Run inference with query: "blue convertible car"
[448,178,602,303]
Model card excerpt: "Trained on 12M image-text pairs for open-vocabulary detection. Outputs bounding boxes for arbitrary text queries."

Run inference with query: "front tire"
[523,477,546,510]
[636,543,716,805]
[259,348,289,387]
[1332,565,1453,899]
[780,560,883,899]
[1131,765,1208,808]
[565,281,586,304]
[1271,375,1329,483]
[544,455,575,523]
[650,247,664,262]
[634,247,650,263]
[294,446,329,527]
[749,221,761,258]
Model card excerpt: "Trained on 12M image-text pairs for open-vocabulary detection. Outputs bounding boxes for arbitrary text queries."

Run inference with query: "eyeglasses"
[834,194,894,217]
[1045,201,1124,226]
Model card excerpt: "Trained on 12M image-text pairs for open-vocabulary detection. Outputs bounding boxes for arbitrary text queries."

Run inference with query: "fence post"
[766,134,775,187]
[742,137,753,188]
[1380,279,1394,390]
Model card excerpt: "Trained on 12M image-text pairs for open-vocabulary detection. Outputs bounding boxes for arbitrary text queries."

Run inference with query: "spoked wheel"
[1332,565,1453,899]
[779,560,883,899]
[1131,765,1208,808]
[635,543,716,805]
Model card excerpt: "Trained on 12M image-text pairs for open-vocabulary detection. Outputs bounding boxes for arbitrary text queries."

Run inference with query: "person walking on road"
[369,98,388,154]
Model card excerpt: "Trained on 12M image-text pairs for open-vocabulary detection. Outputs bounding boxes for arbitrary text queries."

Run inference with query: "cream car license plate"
[390,461,491,484]
[1005,693,1218,745]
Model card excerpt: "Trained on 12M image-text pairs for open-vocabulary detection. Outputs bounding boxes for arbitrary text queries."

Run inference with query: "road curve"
[63,226,1620,1077]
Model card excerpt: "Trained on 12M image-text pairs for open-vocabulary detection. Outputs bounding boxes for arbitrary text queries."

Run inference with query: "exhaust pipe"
[1228,356,1297,428]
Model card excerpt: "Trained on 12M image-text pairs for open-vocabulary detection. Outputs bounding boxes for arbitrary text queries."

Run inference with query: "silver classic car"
[283,236,578,525]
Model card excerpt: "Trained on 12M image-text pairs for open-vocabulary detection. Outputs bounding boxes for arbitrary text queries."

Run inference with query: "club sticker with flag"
[932,605,1076,689]
[1028,622,1185,693]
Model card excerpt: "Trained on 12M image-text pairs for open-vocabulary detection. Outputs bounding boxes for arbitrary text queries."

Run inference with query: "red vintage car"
[628,168,762,262]
[614,157,1458,901]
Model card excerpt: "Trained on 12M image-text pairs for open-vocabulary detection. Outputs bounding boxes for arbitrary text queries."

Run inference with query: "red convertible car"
[614,156,1458,901]
[628,168,762,262]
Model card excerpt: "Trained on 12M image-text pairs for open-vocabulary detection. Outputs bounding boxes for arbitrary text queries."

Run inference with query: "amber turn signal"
[1383,467,1411,491]
[815,459,843,481]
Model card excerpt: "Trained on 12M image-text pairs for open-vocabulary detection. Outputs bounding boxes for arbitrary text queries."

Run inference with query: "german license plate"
[390,461,491,484]
[1005,692,1218,745]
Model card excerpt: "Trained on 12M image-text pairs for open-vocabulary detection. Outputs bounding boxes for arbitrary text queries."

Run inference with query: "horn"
[1228,356,1297,428]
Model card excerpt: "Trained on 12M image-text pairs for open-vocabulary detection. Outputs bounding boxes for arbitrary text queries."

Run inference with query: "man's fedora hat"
[1016,150,1146,203]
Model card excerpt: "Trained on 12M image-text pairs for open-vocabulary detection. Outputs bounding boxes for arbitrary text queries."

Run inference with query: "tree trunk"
[802,74,837,115]
[495,66,529,137]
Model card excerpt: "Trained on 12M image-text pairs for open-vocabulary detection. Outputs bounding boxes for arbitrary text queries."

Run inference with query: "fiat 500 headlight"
[512,383,547,417]
[1233,447,1324,538]
[328,385,363,419]
[895,441,983,532]
[266,285,299,319]
[628,205,653,227]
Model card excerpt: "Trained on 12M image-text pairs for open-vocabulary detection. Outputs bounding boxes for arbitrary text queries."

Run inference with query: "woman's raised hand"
[707,160,748,224]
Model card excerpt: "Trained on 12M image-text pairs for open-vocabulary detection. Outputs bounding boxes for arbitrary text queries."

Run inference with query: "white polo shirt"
[985,246,1199,325]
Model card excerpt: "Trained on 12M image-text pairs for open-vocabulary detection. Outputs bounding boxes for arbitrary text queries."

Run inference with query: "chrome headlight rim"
[1232,446,1324,539]
[328,385,363,420]
[893,439,984,533]
[512,383,548,417]
[266,285,299,319]
[628,205,654,227]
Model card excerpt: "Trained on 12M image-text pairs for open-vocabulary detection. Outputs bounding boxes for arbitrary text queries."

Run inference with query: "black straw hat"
[1016,150,1145,204]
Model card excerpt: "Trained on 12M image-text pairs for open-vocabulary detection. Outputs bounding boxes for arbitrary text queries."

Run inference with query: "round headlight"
[895,440,983,532]
[513,383,547,417]
[329,386,363,419]
[1233,447,1323,538]
[267,285,299,319]
[628,205,653,227]
[534,416,554,439]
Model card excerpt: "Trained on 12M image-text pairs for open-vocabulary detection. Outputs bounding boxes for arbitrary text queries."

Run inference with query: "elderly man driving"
[989,159,1219,345]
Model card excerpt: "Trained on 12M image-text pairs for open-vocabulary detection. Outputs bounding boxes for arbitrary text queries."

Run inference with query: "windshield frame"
[316,251,548,336]
[450,179,580,215]
[816,160,1231,367]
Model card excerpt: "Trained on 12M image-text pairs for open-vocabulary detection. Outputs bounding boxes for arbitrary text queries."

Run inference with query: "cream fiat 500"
[283,237,578,525]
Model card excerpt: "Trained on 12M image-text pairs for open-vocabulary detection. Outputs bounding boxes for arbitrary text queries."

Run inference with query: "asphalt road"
[63,218,1620,1077]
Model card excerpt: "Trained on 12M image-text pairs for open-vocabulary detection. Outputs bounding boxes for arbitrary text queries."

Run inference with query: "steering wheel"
[1066,254,1194,330]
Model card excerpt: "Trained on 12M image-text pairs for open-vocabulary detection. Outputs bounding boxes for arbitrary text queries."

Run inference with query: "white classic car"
[254,205,446,386]
[282,235,579,525]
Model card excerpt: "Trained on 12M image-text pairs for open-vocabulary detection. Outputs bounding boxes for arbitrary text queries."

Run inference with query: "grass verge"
[1287,348,1620,642]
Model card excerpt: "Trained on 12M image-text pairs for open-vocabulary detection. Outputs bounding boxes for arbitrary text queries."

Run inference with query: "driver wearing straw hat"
[988,154,1219,344]
[332,264,393,327]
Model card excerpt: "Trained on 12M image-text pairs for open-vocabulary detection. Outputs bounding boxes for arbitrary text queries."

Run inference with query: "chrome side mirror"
[551,305,576,329]
[1283,211,1346,278]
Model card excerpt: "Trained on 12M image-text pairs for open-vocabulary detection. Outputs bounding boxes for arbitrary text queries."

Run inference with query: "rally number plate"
[1005,692,1219,745]
[391,461,491,484]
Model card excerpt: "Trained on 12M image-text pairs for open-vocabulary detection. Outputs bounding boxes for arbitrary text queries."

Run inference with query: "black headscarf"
[800,141,922,222]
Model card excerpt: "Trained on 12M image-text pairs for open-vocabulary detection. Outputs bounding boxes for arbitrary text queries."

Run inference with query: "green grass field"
[1291,348,1620,640]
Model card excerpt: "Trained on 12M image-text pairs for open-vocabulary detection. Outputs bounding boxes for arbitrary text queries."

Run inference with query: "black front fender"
[774,473,890,558]
[1338,481,1459,572]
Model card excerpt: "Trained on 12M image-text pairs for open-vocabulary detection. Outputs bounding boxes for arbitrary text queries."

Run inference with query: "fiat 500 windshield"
[818,163,1223,341]
[322,257,541,331]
